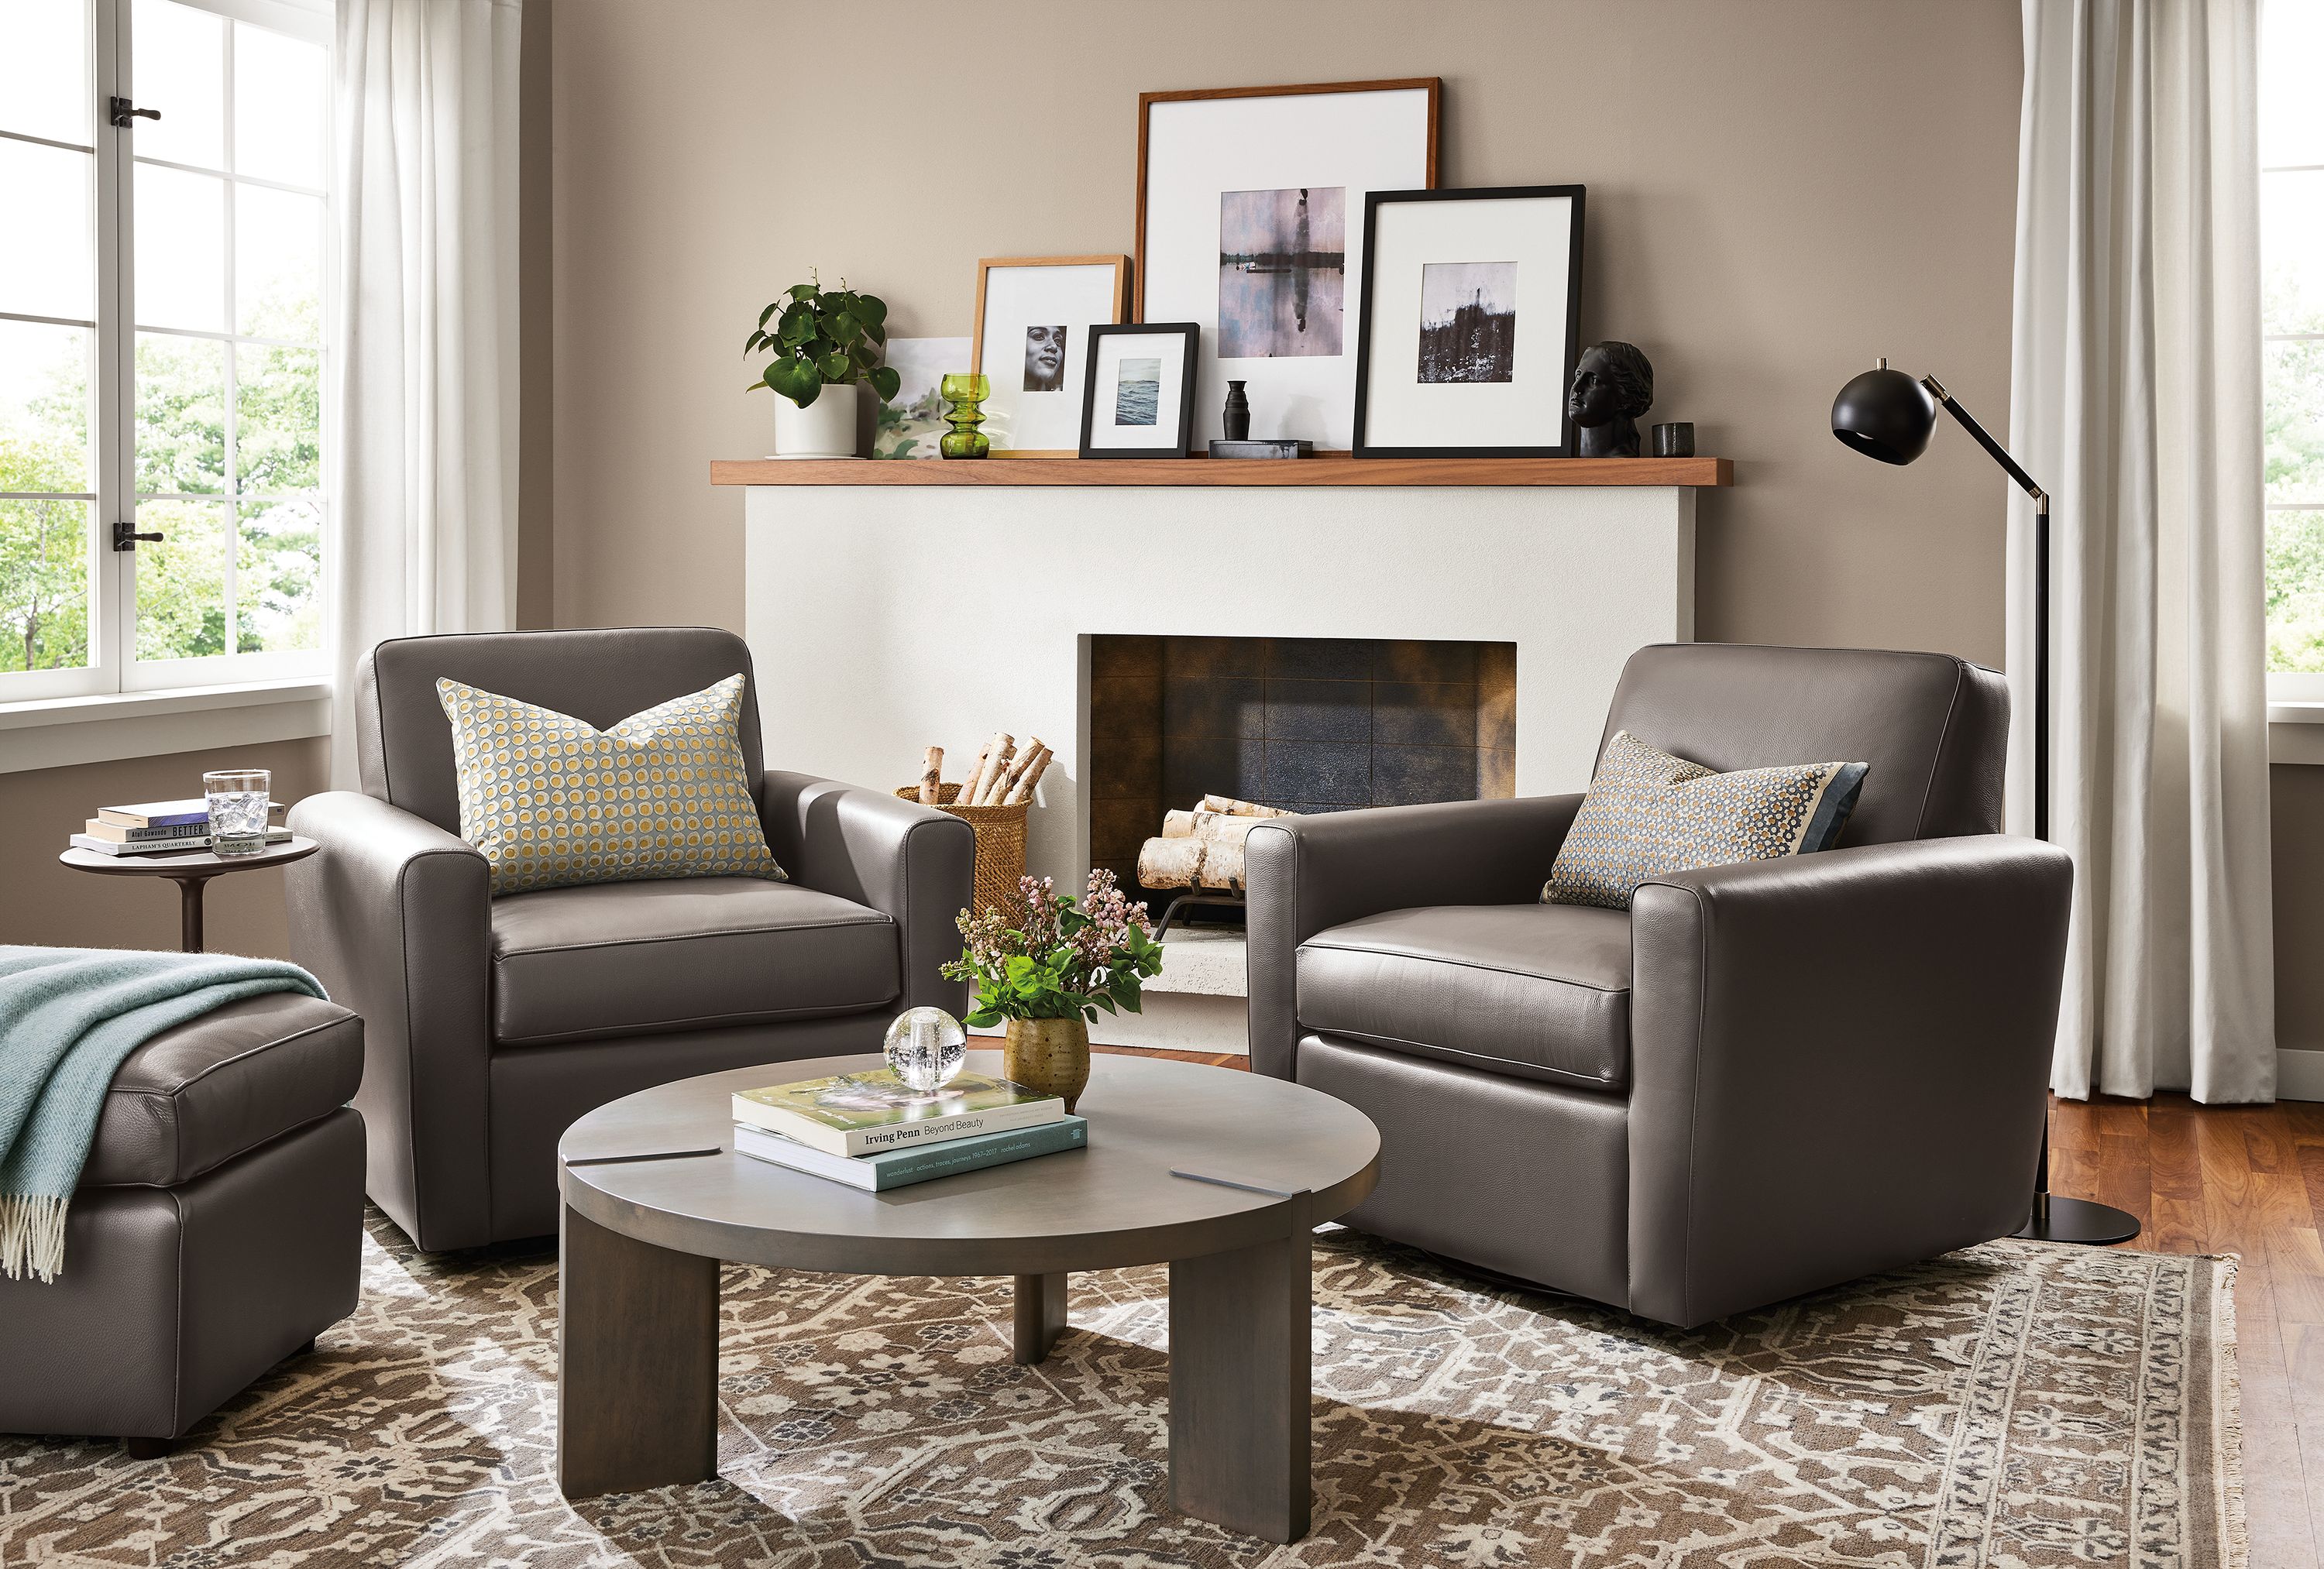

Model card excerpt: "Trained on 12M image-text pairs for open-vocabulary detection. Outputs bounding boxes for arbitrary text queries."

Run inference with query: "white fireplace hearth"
[724,455,1727,1053]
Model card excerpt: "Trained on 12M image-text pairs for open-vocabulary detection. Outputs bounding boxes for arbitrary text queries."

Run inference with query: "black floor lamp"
[1830,360,2140,1247]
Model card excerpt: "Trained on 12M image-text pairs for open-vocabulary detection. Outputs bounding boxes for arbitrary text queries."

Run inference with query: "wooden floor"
[1096,1049,2324,1561]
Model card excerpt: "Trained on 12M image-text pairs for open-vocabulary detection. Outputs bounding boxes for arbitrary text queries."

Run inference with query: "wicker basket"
[896,782,1029,918]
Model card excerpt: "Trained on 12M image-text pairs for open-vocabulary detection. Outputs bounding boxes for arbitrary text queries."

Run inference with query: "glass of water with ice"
[202,769,271,857]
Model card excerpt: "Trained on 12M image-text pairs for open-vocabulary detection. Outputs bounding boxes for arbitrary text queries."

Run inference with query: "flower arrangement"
[943,870,1164,1030]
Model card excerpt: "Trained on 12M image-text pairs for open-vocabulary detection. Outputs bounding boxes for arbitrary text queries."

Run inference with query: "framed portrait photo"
[972,256,1130,456]
[1135,78,1439,451]
[1352,184,1587,458]
[1079,322,1200,458]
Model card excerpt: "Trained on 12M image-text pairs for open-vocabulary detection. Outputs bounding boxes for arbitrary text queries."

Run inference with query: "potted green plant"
[942,870,1164,1113]
[745,273,901,459]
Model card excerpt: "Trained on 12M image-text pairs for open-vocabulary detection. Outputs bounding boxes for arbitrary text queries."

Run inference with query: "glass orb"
[883,1007,968,1092]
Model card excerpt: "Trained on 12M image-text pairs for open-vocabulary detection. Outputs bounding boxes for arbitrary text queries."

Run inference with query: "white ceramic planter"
[769,380,863,459]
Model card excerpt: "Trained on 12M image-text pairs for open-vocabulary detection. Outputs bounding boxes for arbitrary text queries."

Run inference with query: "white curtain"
[328,0,522,787]
[2009,0,2274,1103]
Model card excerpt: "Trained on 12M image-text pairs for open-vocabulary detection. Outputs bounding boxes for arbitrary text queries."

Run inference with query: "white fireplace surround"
[737,472,1700,899]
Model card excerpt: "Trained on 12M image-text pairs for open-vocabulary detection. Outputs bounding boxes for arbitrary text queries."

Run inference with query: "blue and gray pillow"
[1542,730,1869,910]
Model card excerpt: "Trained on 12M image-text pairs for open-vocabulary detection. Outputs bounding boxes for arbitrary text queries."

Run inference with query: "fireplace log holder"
[1153,890,1247,940]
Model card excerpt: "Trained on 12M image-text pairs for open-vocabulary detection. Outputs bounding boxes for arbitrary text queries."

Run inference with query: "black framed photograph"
[1351,185,1587,458]
[1079,323,1200,458]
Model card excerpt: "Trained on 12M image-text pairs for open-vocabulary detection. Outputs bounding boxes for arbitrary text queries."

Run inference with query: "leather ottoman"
[0,992,365,1457]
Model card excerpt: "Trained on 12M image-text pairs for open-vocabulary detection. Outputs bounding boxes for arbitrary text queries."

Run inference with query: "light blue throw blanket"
[0,946,325,1282]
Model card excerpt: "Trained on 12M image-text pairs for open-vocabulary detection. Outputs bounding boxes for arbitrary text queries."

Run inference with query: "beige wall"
[546,0,2026,661]
[2274,765,2324,1054]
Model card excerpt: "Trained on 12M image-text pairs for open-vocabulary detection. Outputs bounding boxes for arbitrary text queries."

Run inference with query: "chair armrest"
[758,771,975,1015]
[1243,795,1587,1081]
[284,791,493,1251]
[1626,834,2073,1327]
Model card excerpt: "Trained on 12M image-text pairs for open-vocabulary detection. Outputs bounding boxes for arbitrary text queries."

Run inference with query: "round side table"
[58,836,319,953]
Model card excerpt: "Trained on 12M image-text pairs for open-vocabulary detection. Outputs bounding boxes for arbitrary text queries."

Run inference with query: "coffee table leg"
[1167,1194,1314,1543]
[1012,1272,1067,1364]
[558,1201,720,1499]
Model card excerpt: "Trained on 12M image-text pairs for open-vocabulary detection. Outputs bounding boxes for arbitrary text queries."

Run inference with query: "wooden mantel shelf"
[710,455,1731,488]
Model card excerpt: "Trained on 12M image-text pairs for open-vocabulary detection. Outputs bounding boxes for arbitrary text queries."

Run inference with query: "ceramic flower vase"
[1003,1016,1090,1113]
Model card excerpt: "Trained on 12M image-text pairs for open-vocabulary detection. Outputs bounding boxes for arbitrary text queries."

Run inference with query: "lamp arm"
[1920,374,2047,513]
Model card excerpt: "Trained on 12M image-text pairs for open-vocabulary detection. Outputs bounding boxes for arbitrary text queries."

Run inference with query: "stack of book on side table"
[69,798,292,857]
[731,1068,1085,1191]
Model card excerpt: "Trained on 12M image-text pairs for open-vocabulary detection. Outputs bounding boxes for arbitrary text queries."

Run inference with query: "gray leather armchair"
[287,627,974,1251]
[1245,644,2074,1328]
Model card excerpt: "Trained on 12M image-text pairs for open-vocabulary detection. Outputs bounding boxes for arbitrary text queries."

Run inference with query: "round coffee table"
[57,836,318,952]
[556,1050,1380,1543]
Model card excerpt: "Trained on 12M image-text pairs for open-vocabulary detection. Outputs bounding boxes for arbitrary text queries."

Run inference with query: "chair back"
[1597,644,2008,845]
[355,627,765,834]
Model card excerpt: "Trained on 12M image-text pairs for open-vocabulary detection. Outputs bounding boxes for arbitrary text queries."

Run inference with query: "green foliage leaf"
[765,357,821,405]
[758,301,779,328]
[788,283,819,302]
[854,294,888,327]
[867,366,902,402]
[817,352,851,383]
[830,311,861,345]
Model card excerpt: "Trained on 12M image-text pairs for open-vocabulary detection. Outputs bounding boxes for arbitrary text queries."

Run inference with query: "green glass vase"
[939,373,991,459]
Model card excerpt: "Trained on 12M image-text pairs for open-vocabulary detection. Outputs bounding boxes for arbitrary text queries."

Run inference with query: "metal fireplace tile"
[1373,744,1480,805]
[1264,637,1373,681]
[1164,676,1265,740]
[1373,640,1479,684]
[1263,740,1370,805]
[1373,682,1480,747]
[1264,678,1373,744]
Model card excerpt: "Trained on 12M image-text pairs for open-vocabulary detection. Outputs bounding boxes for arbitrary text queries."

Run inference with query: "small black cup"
[1651,422,1695,458]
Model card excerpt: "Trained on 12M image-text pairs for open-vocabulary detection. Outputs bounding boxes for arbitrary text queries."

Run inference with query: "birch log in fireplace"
[719,454,1731,1052]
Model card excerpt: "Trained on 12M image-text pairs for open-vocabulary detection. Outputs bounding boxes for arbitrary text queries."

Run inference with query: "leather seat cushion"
[80,992,363,1190]
[1296,903,1632,1090]
[489,877,899,1045]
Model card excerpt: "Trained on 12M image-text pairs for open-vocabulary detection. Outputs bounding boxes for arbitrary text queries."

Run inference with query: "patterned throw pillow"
[1542,730,1868,910]
[435,673,785,895]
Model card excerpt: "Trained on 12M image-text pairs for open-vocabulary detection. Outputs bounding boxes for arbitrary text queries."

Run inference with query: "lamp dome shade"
[1831,366,1937,465]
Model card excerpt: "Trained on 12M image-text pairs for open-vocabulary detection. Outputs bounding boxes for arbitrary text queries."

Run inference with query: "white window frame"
[0,0,332,726]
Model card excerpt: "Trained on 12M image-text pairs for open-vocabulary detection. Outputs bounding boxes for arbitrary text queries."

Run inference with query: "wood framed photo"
[1352,184,1587,458]
[972,255,1130,457]
[1078,322,1200,458]
[1135,78,1439,452]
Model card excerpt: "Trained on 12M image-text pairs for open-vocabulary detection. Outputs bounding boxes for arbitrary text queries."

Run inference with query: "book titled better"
[732,1068,1062,1158]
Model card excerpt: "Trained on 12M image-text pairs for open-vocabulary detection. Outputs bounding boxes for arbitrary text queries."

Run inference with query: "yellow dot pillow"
[435,672,786,895]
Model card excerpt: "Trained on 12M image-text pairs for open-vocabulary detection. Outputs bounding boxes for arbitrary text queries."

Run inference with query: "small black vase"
[1222,381,1251,441]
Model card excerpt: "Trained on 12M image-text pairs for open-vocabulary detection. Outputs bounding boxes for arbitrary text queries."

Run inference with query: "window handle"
[108,97,160,129]
[112,520,163,552]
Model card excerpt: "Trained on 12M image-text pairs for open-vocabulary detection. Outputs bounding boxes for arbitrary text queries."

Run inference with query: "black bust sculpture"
[1566,341,1655,458]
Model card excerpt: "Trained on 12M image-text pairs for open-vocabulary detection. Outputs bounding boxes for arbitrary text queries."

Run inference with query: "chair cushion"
[80,992,363,1190]
[1295,903,1633,1091]
[1543,730,1868,910]
[438,672,784,895]
[489,877,898,1045]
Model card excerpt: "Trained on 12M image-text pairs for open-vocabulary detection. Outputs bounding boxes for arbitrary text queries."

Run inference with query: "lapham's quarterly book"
[731,1069,1063,1158]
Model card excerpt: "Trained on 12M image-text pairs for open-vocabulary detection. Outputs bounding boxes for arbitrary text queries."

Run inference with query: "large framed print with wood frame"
[1352,185,1586,458]
[1079,323,1200,458]
[1136,78,1439,451]
[972,256,1130,456]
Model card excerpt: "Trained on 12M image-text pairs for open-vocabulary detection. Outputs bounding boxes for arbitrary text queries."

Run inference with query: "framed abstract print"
[1351,185,1587,458]
[1078,322,1200,458]
[972,256,1131,456]
[1135,78,1439,451]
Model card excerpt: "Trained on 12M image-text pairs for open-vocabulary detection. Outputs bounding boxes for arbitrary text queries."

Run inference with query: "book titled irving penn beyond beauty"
[731,1068,1062,1158]
[734,1115,1088,1191]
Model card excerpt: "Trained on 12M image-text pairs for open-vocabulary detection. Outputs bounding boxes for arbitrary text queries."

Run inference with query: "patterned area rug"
[0,1210,2242,1567]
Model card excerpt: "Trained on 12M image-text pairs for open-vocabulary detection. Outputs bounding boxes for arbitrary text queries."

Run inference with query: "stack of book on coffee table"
[69,798,292,857]
[731,1068,1085,1191]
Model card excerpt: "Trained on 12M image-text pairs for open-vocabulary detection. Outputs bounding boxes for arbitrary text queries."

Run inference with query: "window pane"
[2268,510,2324,674]
[136,331,224,493]
[134,163,226,331]
[0,319,92,491]
[236,496,319,651]
[235,340,318,493]
[2267,339,2324,506]
[130,0,222,170]
[0,496,91,671]
[235,183,321,341]
[233,21,325,189]
[0,0,91,145]
[2264,170,2324,338]
[0,138,94,321]
[2263,1,2324,170]
[132,497,227,660]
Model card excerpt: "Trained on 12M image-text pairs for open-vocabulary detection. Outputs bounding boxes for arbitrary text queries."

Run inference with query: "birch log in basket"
[894,782,1028,919]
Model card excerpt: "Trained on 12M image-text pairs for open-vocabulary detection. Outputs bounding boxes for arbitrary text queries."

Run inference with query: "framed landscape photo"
[1136,78,1439,451]
[1352,185,1587,458]
[871,336,969,459]
[972,256,1130,456]
[1078,322,1200,458]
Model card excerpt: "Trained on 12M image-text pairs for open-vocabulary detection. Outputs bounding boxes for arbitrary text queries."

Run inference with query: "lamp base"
[2013,1193,2141,1245]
